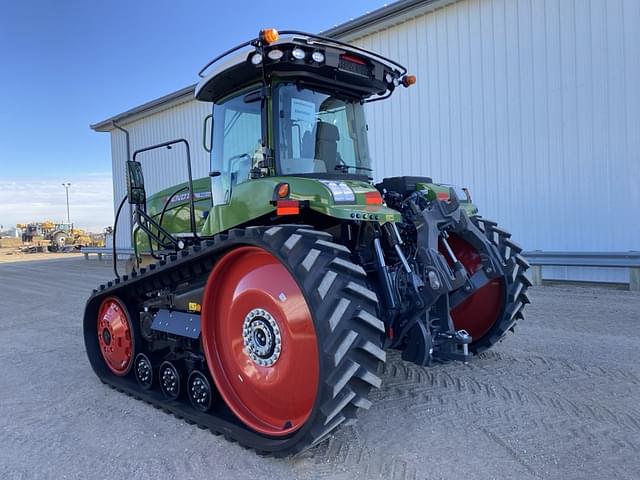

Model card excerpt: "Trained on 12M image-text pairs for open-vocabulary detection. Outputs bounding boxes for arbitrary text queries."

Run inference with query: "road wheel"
[200,226,385,454]
[449,217,531,354]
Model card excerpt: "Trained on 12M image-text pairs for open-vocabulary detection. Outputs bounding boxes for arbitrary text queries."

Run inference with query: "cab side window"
[211,92,261,204]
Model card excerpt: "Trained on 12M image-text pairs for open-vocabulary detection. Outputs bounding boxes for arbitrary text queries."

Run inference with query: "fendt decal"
[167,191,212,204]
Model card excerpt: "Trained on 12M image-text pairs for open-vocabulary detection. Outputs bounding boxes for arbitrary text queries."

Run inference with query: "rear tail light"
[364,191,384,205]
[340,54,366,65]
[276,200,300,216]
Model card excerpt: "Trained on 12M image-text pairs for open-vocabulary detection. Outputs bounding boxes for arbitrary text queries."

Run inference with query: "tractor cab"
[195,30,415,206]
[206,81,374,207]
[126,30,417,258]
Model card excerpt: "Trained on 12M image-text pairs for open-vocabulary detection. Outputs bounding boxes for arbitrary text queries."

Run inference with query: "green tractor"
[84,29,530,456]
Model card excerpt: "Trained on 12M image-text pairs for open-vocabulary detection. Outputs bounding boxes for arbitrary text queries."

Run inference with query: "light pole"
[61,183,71,226]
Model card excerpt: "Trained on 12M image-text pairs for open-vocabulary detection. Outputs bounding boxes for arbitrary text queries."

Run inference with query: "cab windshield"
[275,83,371,177]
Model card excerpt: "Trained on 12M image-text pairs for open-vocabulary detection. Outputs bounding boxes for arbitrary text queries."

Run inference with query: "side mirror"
[202,114,213,153]
[126,160,146,205]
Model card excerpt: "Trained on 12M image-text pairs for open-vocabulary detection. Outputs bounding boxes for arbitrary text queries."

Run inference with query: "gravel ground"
[0,257,638,480]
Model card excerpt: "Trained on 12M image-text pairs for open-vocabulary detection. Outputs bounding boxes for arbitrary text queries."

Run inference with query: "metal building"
[92,0,639,283]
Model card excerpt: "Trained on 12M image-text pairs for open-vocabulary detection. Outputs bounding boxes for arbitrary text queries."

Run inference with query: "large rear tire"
[200,226,386,454]
[48,230,68,252]
[449,217,531,354]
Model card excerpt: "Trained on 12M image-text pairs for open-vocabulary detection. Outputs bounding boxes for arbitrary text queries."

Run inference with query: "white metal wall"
[351,0,640,282]
[110,100,212,248]
[107,0,640,282]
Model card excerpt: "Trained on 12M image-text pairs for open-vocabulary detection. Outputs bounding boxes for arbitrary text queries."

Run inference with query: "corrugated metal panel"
[351,0,640,282]
[110,131,136,249]
[111,100,212,248]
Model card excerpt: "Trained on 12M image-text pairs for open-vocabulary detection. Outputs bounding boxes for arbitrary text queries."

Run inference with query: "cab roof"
[194,31,408,104]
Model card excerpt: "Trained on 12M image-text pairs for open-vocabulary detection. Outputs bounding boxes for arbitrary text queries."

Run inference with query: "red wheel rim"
[201,246,319,436]
[442,235,504,340]
[97,297,134,375]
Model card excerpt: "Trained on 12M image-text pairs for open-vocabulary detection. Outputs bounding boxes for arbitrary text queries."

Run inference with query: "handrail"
[197,39,255,78]
[197,30,407,79]
[132,138,198,238]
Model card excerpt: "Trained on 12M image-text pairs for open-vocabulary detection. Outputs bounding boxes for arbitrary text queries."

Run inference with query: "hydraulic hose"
[158,186,189,243]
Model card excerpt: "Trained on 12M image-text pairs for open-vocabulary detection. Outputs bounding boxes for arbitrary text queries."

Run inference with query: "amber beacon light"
[260,28,279,44]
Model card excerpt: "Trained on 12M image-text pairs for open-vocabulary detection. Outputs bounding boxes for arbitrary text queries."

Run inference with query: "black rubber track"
[83,225,386,456]
[466,216,531,354]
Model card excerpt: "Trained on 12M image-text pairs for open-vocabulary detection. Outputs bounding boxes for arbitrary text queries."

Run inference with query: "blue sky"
[0,0,383,230]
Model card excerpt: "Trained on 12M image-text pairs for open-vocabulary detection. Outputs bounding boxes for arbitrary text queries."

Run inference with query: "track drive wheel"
[201,226,385,455]
[449,217,531,354]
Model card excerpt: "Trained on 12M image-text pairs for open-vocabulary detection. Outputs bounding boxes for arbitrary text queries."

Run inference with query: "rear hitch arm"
[372,237,399,314]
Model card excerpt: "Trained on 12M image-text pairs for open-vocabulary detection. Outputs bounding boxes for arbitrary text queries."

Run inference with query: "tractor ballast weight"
[84,29,530,455]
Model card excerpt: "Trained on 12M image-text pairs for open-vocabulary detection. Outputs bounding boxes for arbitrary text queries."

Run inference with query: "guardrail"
[523,251,640,291]
[82,247,134,261]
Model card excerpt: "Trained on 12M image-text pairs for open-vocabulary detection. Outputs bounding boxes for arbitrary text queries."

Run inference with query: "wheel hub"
[162,369,178,393]
[191,377,208,403]
[188,371,212,411]
[135,354,152,388]
[97,297,133,376]
[160,362,180,398]
[242,308,281,366]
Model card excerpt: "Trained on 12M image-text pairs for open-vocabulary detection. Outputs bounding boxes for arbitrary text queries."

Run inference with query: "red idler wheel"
[97,297,134,376]
[443,235,504,341]
[201,246,319,437]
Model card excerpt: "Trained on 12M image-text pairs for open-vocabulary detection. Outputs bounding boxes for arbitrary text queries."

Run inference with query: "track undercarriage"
[85,193,530,456]
[87,226,384,455]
